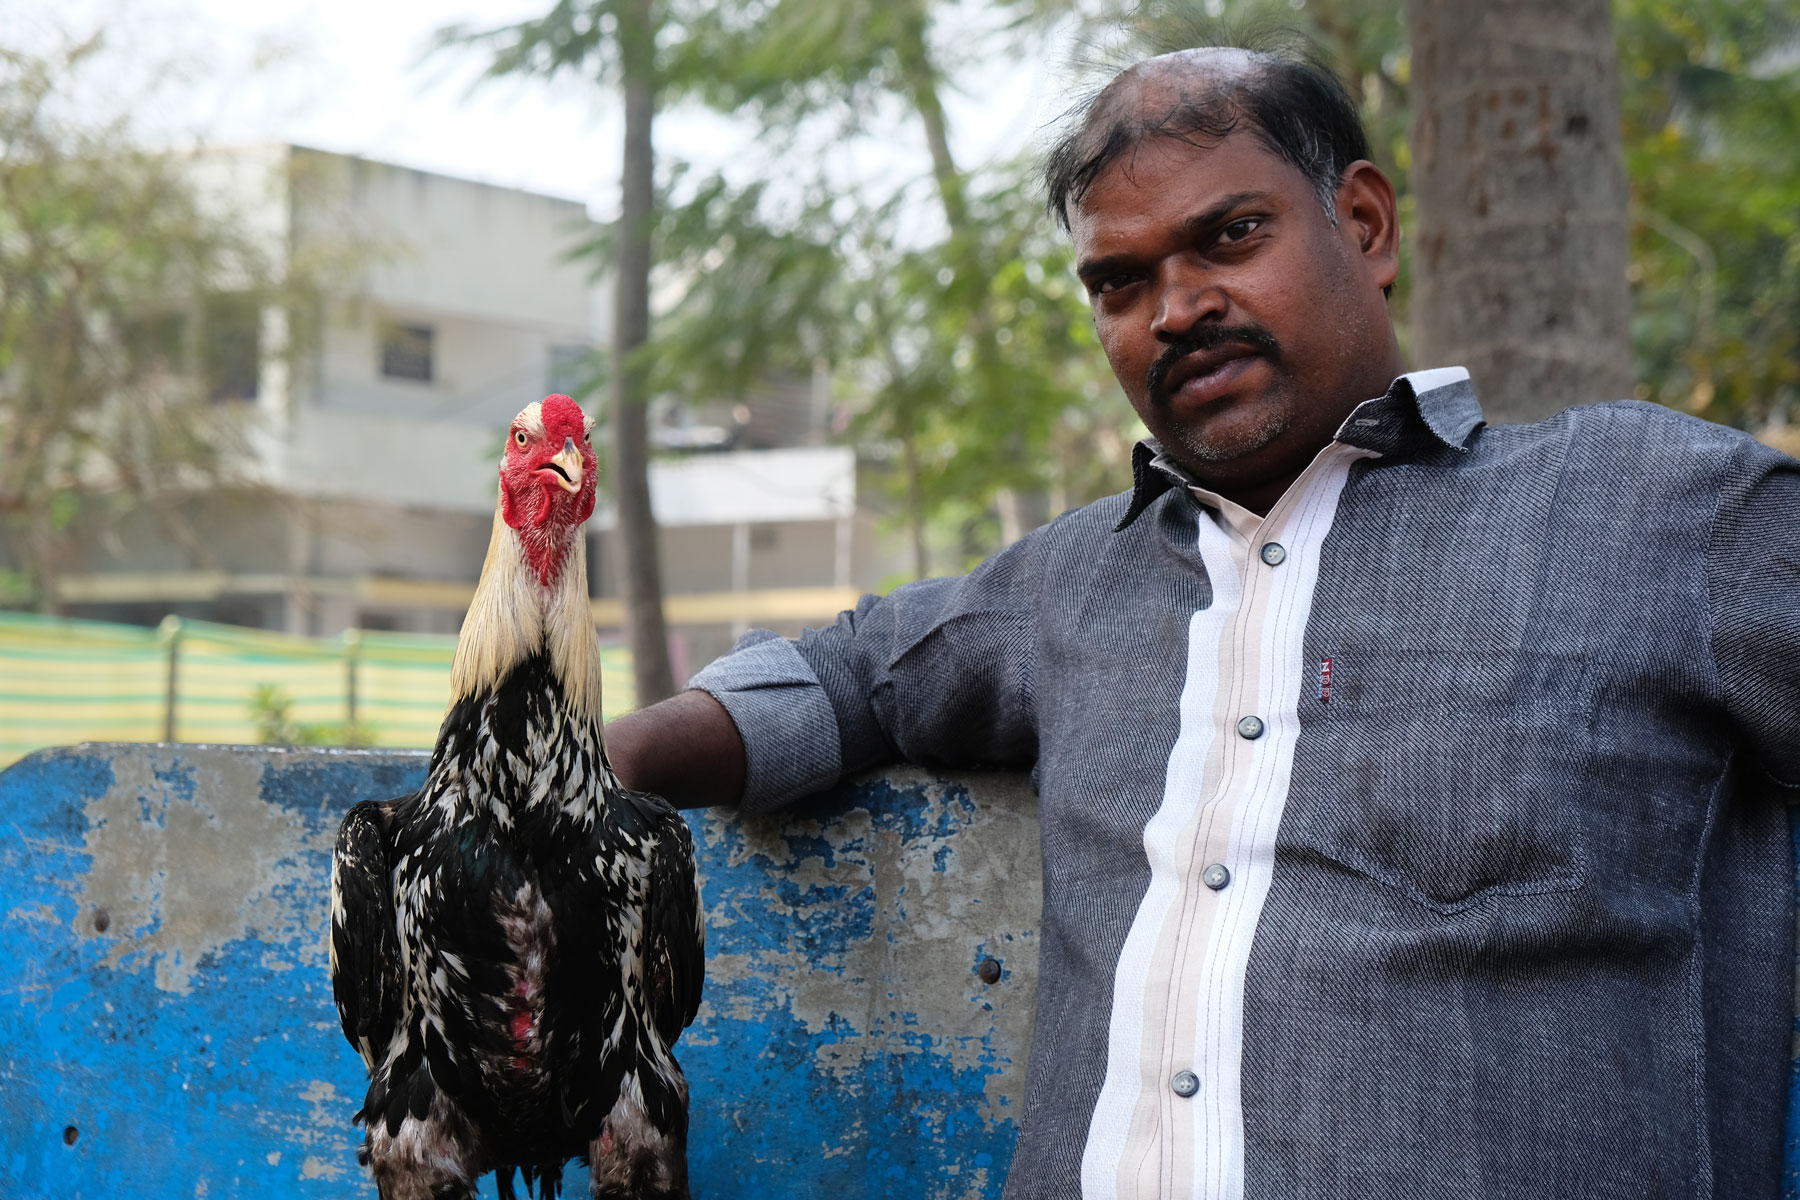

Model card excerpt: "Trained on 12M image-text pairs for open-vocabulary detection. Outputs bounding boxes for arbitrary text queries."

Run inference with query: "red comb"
[540,394,587,437]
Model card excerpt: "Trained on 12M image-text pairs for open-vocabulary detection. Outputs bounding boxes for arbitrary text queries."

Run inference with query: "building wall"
[267,147,605,519]
[313,309,581,427]
[303,502,492,588]
[39,147,916,650]
[291,148,596,333]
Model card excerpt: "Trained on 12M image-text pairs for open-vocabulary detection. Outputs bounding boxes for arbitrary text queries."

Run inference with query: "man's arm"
[608,519,1052,817]
[606,689,746,809]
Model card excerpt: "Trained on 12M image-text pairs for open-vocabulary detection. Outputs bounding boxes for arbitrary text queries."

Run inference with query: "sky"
[13,0,1073,222]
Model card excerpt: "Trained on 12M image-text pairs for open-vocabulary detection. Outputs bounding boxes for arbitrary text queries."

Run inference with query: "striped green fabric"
[0,612,635,767]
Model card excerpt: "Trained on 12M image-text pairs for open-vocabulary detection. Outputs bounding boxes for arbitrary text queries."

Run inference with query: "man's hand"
[605,689,747,809]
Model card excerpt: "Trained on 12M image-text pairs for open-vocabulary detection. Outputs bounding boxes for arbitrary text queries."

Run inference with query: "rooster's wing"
[330,798,403,1072]
[640,792,705,1048]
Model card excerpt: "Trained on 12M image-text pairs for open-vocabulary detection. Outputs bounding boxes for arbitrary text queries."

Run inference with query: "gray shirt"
[690,368,1800,1200]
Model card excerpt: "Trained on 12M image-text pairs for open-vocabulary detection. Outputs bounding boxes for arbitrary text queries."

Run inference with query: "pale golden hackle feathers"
[448,493,605,723]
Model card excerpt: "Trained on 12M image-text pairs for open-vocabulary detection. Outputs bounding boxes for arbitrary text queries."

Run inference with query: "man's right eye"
[1218,216,1264,244]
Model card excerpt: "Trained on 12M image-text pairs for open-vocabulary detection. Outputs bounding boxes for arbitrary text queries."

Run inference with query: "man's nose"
[1151,266,1227,340]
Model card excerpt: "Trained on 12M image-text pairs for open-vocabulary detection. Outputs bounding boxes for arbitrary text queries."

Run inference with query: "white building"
[55,146,891,673]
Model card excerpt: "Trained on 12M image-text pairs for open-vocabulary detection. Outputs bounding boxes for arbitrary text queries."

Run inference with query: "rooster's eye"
[514,430,528,447]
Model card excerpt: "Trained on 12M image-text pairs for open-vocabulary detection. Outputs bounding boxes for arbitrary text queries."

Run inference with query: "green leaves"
[1617,0,1800,427]
[435,1,626,87]
[249,683,374,747]
[644,171,849,401]
[646,0,1140,572]
[454,0,1135,574]
[0,34,295,609]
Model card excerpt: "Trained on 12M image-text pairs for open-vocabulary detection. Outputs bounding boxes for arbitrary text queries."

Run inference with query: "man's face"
[1069,131,1397,495]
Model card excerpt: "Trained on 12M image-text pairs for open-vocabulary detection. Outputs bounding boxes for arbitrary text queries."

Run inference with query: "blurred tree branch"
[0,32,316,612]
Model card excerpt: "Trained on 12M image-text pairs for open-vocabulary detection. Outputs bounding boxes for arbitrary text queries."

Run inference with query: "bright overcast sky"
[15,0,1070,221]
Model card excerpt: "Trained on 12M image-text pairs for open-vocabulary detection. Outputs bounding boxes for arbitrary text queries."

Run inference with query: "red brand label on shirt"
[1320,657,1333,703]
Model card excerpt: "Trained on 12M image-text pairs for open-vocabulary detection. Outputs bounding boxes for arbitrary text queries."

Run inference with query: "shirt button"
[1171,1070,1200,1098]
[1259,541,1287,566]
[1236,714,1265,740]
[1203,863,1231,890]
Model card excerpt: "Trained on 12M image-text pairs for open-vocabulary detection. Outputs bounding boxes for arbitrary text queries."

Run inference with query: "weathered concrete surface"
[692,766,1040,1198]
[0,744,1040,1199]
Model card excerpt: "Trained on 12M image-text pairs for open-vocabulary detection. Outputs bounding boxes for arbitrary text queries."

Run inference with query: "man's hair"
[1043,45,1372,232]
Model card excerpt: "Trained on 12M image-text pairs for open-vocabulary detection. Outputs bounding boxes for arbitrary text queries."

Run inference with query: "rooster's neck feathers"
[449,502,604,721]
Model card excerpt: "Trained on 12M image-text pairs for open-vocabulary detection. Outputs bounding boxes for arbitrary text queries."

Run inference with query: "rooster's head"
[499,394,597,585]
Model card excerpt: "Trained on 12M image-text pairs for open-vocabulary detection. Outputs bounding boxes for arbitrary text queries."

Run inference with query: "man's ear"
[1336,160,1400,293]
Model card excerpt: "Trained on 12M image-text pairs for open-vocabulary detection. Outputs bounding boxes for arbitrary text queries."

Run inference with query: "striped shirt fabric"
[689,368,1800,1199]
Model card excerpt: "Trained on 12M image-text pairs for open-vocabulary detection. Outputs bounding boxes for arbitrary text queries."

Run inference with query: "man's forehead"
[1062,49,1280,240]
[1067,133,1286,251]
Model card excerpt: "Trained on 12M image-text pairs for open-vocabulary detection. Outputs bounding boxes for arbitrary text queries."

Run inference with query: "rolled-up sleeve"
[1709,440,1800,789]
[688,630,844,815]
[687,528,1044,815]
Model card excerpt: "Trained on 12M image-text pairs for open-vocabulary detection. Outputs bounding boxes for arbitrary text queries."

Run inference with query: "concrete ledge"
[0,743,1039,1198]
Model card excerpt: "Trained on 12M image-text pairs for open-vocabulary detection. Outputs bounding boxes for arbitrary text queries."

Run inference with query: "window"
[205,294,260,403]
[380,321,434,383]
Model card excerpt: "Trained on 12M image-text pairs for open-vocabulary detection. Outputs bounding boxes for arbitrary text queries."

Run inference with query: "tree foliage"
[1617,0,1800,430]
[0,34,296,610]
[637,0,1135,574]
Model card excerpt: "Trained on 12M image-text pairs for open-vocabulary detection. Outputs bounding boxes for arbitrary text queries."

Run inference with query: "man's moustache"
[1146,325,1283,404]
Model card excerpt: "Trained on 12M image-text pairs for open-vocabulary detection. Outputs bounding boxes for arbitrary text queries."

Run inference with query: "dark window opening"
[380,322,434,383]
[205,295,261,403]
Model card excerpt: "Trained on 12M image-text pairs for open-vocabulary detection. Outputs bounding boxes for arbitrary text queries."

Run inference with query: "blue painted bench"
[3,744,1798,1197]
[0,745,1037,1198]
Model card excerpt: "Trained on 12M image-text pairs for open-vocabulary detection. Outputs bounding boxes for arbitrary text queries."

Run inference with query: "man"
[609,46,1800,1199]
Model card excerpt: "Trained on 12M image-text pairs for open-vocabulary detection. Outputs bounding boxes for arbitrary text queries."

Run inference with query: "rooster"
[329,394,704,1200]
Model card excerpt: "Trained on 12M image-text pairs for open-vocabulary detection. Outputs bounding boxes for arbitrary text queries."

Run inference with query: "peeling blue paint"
[0,748,1037,1198]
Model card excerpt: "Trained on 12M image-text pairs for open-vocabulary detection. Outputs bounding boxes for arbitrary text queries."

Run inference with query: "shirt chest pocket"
[1283,650,1594,915]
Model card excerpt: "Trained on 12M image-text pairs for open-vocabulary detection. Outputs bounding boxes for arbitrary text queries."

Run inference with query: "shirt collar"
[1116,367,1485,531]
[1333,366,1485,456]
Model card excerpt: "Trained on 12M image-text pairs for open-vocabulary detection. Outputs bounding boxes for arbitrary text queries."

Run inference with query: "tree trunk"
[611,0,677,705]
[901,417,928,581]
[1405,0,1634,421]
[893,1,968,238]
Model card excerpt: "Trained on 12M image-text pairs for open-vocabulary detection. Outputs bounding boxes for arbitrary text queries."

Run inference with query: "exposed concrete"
[700,767,1041,1127]
[72,746,334,994]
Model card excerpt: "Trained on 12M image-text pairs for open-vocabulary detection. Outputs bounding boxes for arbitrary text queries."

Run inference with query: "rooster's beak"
[546,438,584,493]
